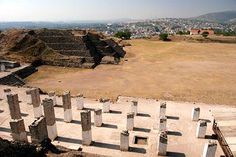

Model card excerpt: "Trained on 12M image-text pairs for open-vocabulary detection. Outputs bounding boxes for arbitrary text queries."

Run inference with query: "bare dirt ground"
[25,39,236,106]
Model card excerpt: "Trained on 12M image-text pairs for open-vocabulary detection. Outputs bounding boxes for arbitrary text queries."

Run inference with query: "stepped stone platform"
[0,29,126,69]
[0,86,233,156]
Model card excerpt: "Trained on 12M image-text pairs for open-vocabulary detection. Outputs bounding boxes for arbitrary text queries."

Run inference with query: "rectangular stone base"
[47,124,58,141]
[11,132,28,142]
[64,109,73,122]
[82,130,92,146]
[158,143,167,156]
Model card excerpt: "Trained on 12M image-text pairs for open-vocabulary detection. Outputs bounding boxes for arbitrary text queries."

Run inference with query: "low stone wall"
[0,65,37,86]
[0,74,25,86]
[13,65,38,79]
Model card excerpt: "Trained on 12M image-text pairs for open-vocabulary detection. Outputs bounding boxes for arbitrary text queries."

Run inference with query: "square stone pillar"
[10,119,28,142]
[120,130,129,151]
[102,99,111,113]
[94,108,102,127]
[192,107,200,121]
[48,91,57,106]
[196,120,207,138]
[62,91,73,122]
[159,116,167,132]
[0,64,6,72]
[76,94,84,110]
[29,116,48,144]
[7,94,22,119]
[81,110,92,145]
[26,88,42,118]
[202,140,217,157]
[42,98,57,141]
[159,102,166,118]
[126,112,134,131]
[131,100,138,116]
[157,131,168,156]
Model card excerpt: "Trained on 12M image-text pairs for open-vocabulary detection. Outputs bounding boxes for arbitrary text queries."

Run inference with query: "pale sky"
[0,0,236,22]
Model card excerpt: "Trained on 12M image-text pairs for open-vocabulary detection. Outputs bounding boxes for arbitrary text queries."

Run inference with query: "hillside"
[0,29,126,68]
[194,10,236,23]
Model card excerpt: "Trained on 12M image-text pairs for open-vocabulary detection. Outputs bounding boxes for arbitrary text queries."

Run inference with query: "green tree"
[114,30,131,40]
[202,32,209,38]
[159,33,169,41]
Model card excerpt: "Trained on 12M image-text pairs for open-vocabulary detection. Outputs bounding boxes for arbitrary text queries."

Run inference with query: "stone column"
[42,98,57,140]
[7,94,22,119]
[9,119,28,142]
[4,88,11,100]
[159,102,166,117]
[62,91,73,122]
[131,100,138,116]
[159,116,167,132]
[76,94,84,110]
[126,112,134,131]
[192,107,200,121]
[48,91,57,106]
[202,140,217,157]
[81,110,92,145]
[29,116,48,144]
[94,108,102,127]
[102,99,111,113]
[196,120,207,138]
[26,88,42,118]
[157,131,168,156]
[0,64,6,72]
[120,130,129,151]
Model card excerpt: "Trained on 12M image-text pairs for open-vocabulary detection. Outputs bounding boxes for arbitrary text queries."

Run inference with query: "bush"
[202,32,209,38]
[159,33,169,41]
[114,30,131,40]
[177,31,190,35]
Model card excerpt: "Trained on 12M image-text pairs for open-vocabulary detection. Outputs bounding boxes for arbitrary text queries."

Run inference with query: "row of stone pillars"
[6,90,57,143]
[4,88,219,155]
[191,107,217,157]
[7,93,28,142]
[158,102,167,156]
[5,89,130,151]
[156,103,217,157]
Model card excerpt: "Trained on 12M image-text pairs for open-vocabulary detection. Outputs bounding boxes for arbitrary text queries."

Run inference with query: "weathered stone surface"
[42,98,56,126]
[80,110,91,131]
[9,119,27,142]
[94,109,102,127]
[7,94,21,119]
[29,116,48,144]
[120,130,129,151]
[26,88,41,107]
[62,91,71,110]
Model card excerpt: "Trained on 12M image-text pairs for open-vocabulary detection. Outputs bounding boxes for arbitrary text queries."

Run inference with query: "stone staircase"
[37,30,98,68]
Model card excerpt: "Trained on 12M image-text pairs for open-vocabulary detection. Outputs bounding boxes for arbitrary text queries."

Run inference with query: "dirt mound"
[0,29,126,68]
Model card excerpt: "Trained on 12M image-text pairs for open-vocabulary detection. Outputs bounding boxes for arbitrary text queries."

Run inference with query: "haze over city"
[0,0,236,21]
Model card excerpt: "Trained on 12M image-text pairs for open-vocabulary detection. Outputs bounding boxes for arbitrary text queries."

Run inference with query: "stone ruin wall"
[0,29,126,69]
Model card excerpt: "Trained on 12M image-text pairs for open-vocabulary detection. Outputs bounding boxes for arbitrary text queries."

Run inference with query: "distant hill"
[193,11,236,23]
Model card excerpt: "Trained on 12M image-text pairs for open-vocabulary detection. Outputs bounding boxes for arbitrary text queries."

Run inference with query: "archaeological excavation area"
[0,85,236,157]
